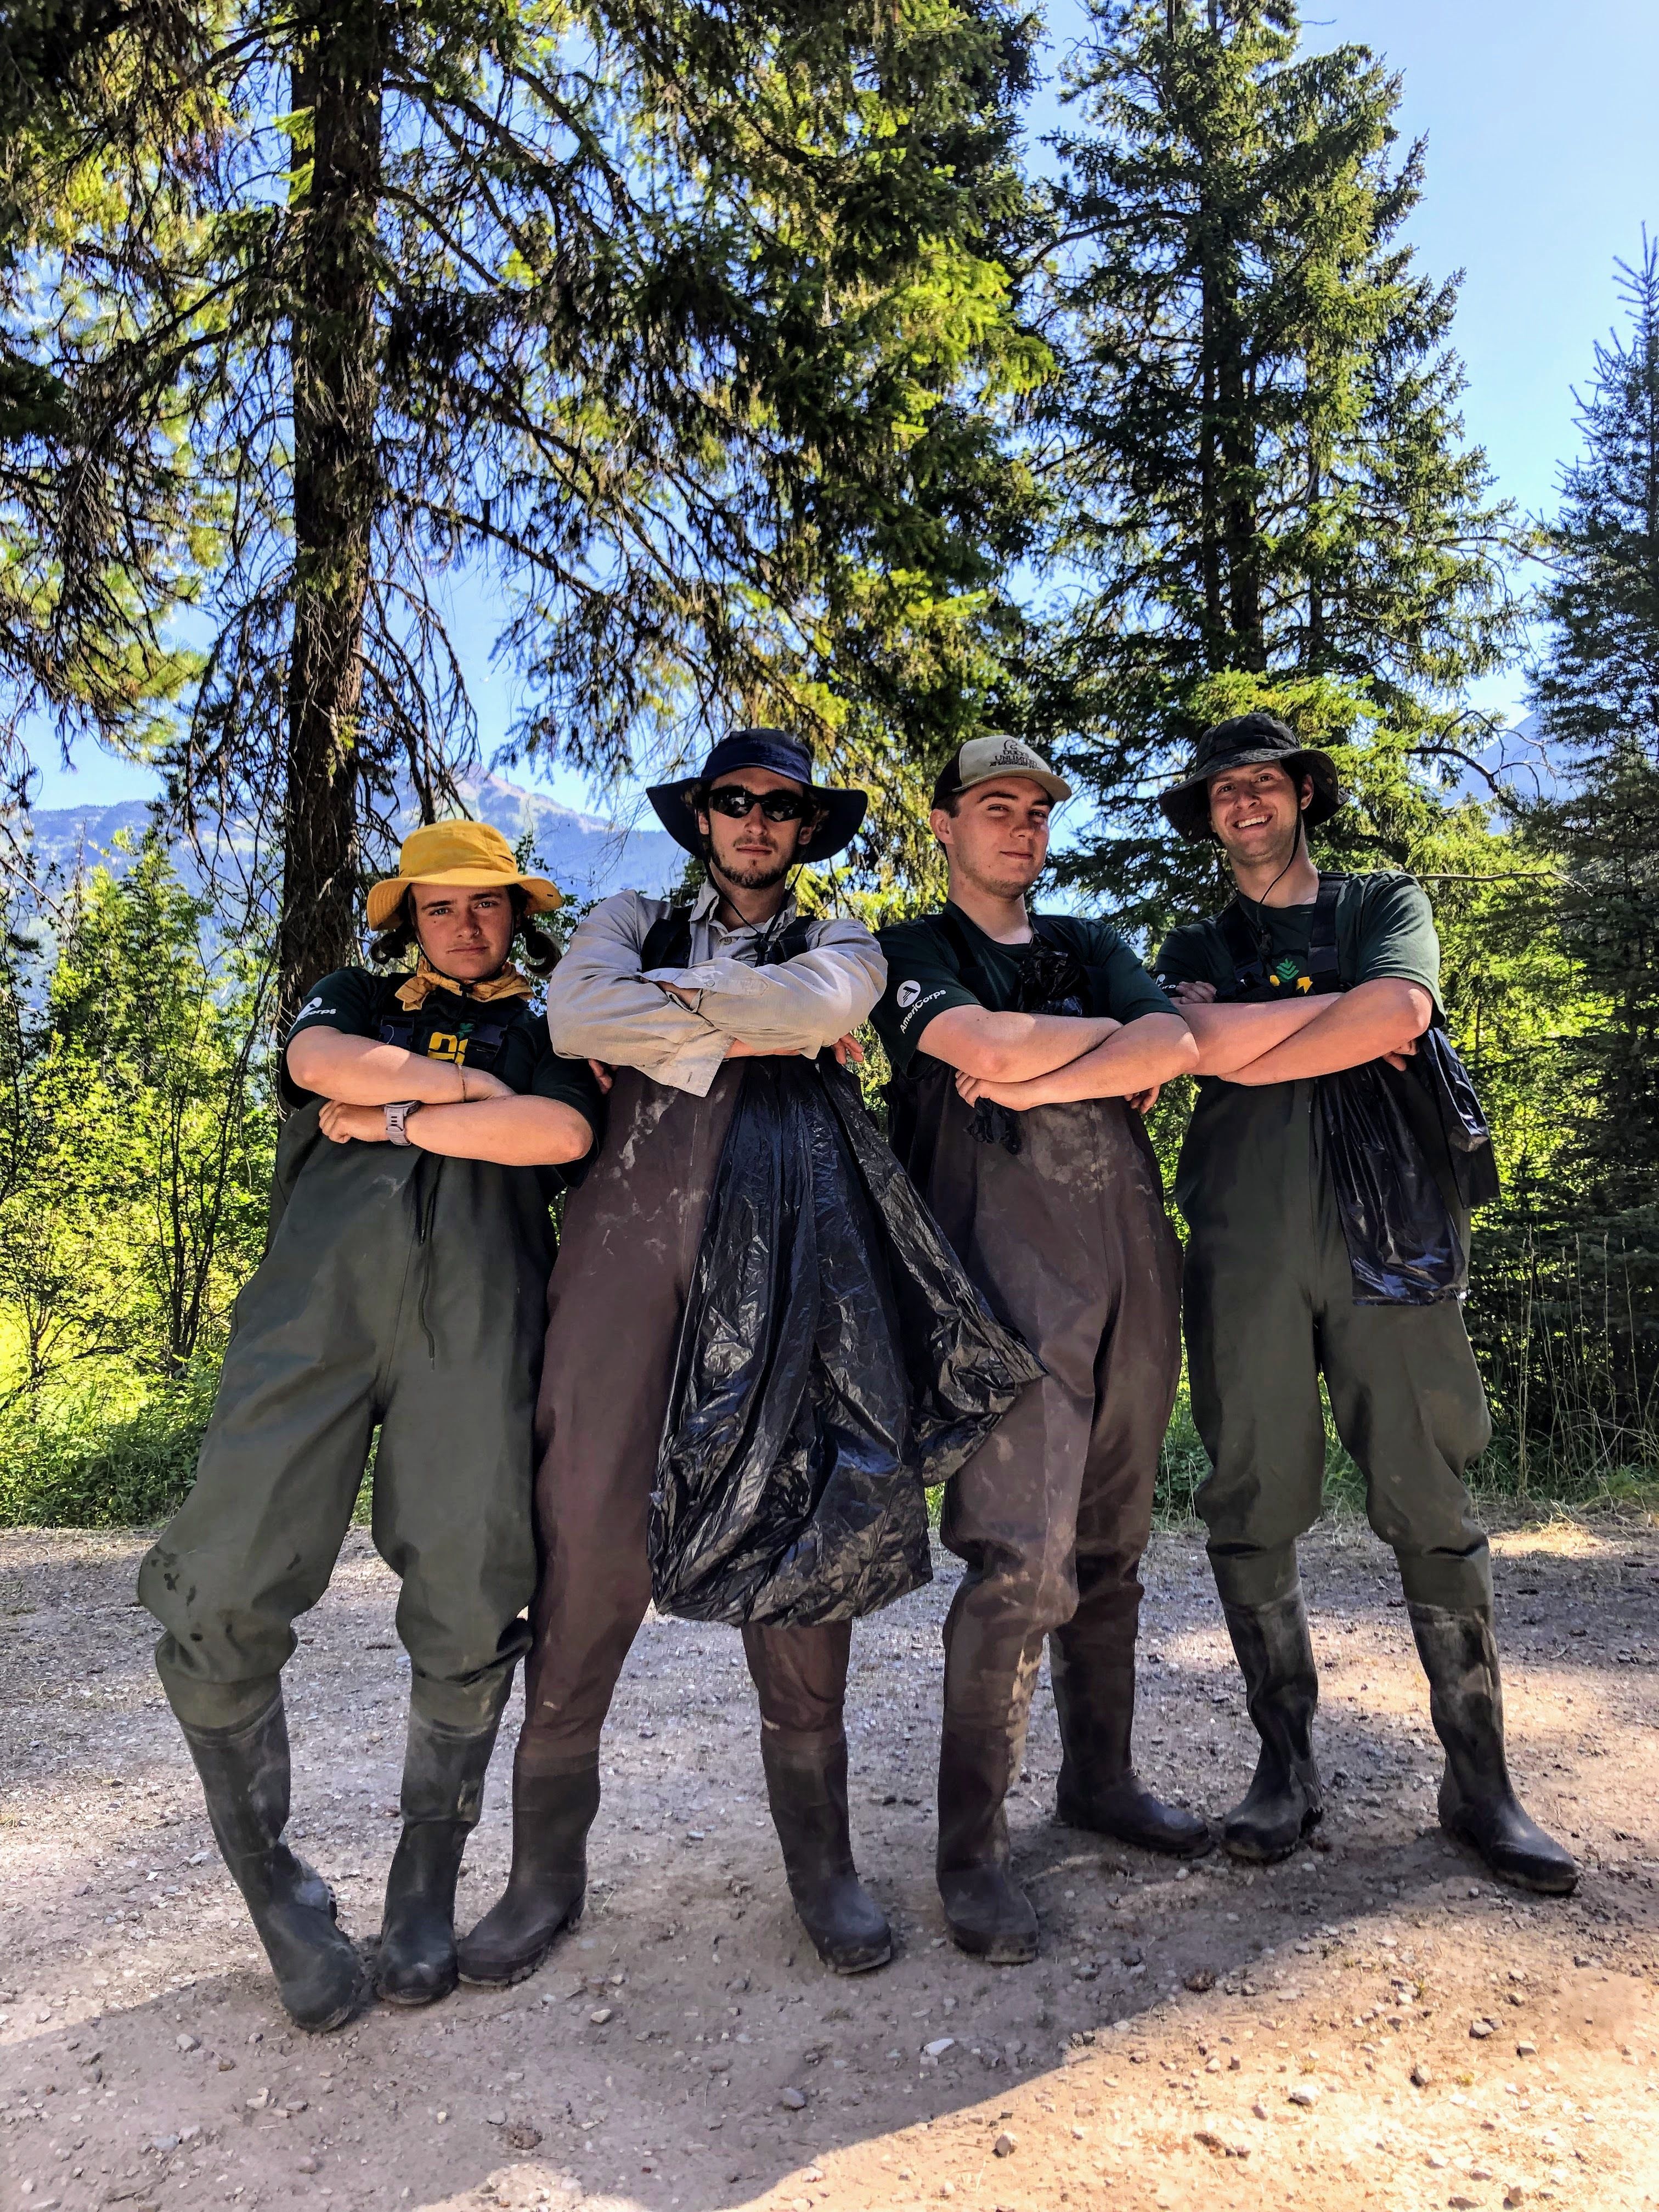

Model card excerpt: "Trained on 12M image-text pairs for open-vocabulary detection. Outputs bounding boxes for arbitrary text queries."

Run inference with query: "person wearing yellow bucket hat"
[138,820,607,2034]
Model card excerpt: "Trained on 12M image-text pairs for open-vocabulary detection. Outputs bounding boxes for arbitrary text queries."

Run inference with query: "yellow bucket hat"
[365,821,563,932]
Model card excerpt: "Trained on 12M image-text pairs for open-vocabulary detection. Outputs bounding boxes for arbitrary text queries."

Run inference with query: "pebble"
[295,2158,320,2177]
[149,2134,180,2153]
[1470,2018,1496,2040]
[174,2034,199,2053]
[922,2038,956,2059]
[589,2008,613,2026]
[1410,2063,1432,2088]
[1516,2041,1537,2057]
[486,2109,506,2126]
[1287,2085,1318,2108]
[779,2086,808,2111]
[1251,2101,1269,2121]
[992,2131,1017,2157]
[1470,2168,1493,2182]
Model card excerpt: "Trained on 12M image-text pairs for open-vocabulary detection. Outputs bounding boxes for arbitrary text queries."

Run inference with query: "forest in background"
[0,0,1653,1523]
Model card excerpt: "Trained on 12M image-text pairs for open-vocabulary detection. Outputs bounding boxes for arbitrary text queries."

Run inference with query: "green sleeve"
[1083,924,1180,1024]
[1353,875,1442,1009]
[531,1045,606,1142]
[528,1041,606,1189]
[1151,922,1220,990]
[872,920,980,1075]
[281,968,382,1106]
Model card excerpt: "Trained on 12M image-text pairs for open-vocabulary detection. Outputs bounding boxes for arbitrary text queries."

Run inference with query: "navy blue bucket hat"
[647,727,868,861]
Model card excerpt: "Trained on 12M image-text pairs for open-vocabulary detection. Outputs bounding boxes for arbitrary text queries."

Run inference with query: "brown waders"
[138,1114,555,2024]
[922,1093,1205,1963]
[459,1064,891,1983]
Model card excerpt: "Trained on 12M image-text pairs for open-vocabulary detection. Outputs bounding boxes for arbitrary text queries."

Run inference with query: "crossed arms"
[923,979,1434,1111]
[544,892,885,1097]
[285,1030,594,1167]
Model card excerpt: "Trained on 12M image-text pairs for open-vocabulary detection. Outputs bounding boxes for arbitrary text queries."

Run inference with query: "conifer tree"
[1035,0,1517,939]
[15,0,1045,1018]
[1520,240,1659,1455]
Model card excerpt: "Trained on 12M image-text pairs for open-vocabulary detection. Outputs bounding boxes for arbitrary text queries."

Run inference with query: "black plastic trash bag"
[1319,1060,1467,1306]
[649,1054,1045,1628]
[1411,1025,1502,1210]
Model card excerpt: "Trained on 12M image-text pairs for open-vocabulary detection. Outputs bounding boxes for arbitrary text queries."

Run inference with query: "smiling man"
[871,736,1210,1963]
[139,821,605,2033]
[459,727,899,1986]
[1153,712,1576,1895]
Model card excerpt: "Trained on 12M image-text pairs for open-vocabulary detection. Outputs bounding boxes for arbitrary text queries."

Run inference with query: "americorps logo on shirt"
[290,995,327,1032]
[896,979,923,1008]
[899,986,949,1031]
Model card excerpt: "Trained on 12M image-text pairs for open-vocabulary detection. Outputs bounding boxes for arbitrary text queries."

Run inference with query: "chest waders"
[459,910,893,1987]
[888,918,1204,1965]
[1180,881,1576,1892]
[137,1006,559,2027]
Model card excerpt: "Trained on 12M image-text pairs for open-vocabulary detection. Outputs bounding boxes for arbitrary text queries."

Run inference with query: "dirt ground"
[2,1517,1657,2212]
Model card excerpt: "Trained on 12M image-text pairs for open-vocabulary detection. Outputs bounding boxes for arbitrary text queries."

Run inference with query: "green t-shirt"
[1153,872,1442,1011]
[283,967,605,1190]
[873,904,1176,1074]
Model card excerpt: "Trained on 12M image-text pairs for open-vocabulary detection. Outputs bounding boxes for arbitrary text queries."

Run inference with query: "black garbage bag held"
[1318,1061,1468,1306]
[649,1054,1045,1628]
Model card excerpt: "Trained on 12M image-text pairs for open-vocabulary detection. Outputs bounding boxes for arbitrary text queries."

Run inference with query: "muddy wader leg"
[179,1694,370,2032]
[1183,1210,1331,1863]
[1218,1584,1323,1863]
[463,1068,744,1987]
[1406,1604,1577,1894]
[1053,1161,1207,1857]
[745,1622,891,1974]
[376,1710,504,2004]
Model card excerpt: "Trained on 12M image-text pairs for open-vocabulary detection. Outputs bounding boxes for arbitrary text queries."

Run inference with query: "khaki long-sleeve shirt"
[545,882,886,1097]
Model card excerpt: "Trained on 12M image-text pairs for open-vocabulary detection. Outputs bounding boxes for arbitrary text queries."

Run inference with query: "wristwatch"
[384,1099,424,1147]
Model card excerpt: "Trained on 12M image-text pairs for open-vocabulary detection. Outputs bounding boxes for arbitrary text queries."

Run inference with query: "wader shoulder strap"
[376,1007,515,1070]
[640,905,815,973]
[1216,876,1345,997]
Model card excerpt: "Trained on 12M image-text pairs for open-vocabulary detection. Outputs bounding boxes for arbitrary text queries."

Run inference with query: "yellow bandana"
[393,954,537,1013]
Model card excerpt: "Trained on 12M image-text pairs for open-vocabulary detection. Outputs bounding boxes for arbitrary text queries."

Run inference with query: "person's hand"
[320,1101,391,1146]
[1126,1085,1161,1114]
[586,1058,616,1095]
[724,1037,799,1059]
[954,1069,1035,1111]
[831,1034,865,1068]
[459,1067,513,1101]
[1165,977,1217,1006]
[1381,1036,1419,1072]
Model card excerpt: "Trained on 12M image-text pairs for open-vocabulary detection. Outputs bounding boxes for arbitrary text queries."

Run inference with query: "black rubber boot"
[1407,1601,1578,1896]
[455,1751,600,1987]
[759,1729,892,1975]
[375,1711,502,2006]
[179,1696,370,2033]
[1051,1650,1212,1859]
[1219,1585,1323,1864]
[936,1723,1039,1964]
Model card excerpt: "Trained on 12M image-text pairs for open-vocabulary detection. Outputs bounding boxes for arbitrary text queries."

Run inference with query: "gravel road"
[2,1516,1656,2212]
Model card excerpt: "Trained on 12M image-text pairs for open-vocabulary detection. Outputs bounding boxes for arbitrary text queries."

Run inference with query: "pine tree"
[0,2,207,762]
[27,0,1045,1019]
[1032,0,1518,940]
[1517,240,1659,1462]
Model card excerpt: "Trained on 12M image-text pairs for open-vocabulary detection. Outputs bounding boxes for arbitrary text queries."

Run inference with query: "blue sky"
[33,0,1659,814]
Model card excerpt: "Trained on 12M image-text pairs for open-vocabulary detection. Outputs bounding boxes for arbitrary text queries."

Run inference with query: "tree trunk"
[278,0,384,1031]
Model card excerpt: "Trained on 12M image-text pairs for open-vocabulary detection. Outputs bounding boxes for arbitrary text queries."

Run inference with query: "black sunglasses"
[702,785,816,825]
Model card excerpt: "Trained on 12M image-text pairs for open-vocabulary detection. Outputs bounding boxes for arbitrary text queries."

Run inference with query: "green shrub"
[0,1360,220,1528]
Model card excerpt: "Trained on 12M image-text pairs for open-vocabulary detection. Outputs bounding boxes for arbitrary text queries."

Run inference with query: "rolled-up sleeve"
[650,919,885,1057]
[544,893,732,1097]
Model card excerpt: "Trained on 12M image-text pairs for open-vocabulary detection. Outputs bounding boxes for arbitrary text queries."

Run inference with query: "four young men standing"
[146,715,1574,2035]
